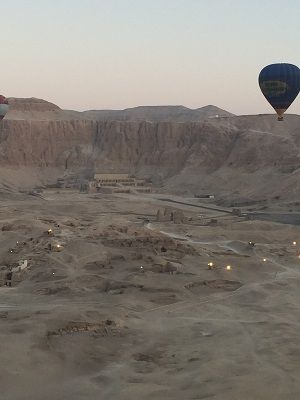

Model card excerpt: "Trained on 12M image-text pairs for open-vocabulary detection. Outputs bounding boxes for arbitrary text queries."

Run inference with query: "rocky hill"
[1,98,300,205]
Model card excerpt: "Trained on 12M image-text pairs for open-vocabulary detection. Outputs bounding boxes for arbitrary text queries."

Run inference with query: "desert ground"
[0,189,300,400]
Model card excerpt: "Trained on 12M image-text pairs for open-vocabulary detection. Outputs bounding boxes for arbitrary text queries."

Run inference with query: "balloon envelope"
[0,104,9,120]
[0,95,7,104]
[0,95,9,120]
[258,63,300,120]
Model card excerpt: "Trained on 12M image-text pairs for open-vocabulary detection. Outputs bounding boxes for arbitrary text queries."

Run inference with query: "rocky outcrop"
[6,98,66,121]
[8,98,61,113]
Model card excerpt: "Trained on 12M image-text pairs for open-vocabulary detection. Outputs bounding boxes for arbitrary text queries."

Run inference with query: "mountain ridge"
[6,98,234,122]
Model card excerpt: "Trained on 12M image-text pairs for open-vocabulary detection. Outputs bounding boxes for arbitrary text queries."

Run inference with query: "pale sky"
[2,0,300,114]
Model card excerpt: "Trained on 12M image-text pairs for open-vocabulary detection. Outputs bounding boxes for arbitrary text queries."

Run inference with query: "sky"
[1,0,300,114]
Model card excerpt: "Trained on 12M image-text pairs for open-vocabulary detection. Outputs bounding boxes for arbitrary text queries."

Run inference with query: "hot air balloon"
[0,95,9,120]
[258,63,300,121]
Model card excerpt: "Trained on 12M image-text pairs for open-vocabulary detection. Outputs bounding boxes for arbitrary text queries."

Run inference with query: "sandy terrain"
[0,190,299,399]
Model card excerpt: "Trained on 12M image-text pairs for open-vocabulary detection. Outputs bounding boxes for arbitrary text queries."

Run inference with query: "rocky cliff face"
[1,98,300,202]
[0,119,97,168]
[0,118,239,174]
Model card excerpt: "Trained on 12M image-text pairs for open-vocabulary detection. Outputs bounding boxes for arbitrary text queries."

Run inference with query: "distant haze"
[2,0,300,114]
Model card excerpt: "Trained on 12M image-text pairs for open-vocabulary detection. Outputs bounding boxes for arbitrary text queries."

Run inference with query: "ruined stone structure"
[156,207,188,224]
[91,173,152,194]
[0,261,28,287]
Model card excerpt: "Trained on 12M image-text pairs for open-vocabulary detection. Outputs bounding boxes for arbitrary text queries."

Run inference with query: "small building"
[0,260,29,287]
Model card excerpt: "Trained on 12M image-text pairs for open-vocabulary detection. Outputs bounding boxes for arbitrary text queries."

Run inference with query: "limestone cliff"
[1,98,300,202]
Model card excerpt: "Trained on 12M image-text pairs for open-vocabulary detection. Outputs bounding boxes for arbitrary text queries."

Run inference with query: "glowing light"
[208,262,214,267]
[293,241,297,246]
[226,265,231,271]
[263,258,267,262]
